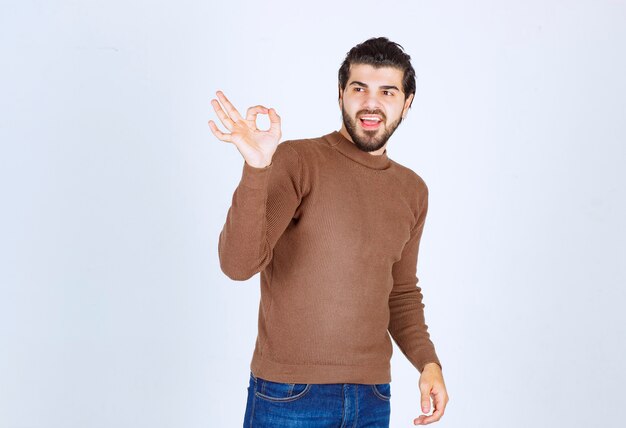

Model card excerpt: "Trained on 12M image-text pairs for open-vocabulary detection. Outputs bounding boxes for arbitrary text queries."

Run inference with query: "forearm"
[217,142,304,281]
[218,161,273,280]
[388,286,442,373]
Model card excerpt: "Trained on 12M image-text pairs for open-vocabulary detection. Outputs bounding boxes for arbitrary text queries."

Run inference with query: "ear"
[338,84,343,108]
[402,93,414,118]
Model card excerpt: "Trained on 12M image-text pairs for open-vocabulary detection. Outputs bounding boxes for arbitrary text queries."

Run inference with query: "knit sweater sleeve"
[218,142,303,281]
[388,183,442,373]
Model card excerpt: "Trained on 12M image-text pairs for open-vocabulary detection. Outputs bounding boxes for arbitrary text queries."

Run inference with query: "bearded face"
[338,64,413,153]
[341,106,404,152]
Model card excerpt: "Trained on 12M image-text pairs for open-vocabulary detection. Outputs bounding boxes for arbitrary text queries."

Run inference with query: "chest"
[295,169,416,264]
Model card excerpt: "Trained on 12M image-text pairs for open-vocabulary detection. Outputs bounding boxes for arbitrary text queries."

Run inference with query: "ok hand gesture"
[208,91,282,168]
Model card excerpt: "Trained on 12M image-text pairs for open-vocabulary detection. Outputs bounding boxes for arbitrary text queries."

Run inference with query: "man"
[209,37,449,427]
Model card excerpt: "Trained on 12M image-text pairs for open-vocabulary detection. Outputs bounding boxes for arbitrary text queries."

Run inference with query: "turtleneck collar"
[323,130,391,170]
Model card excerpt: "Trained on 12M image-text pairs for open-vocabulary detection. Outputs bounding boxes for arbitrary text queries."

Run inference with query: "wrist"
[245,160,272,169]
[423,362,442,372]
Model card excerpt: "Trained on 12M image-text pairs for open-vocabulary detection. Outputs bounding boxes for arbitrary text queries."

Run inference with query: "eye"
[354,87,365,92]
[383,90,394,96]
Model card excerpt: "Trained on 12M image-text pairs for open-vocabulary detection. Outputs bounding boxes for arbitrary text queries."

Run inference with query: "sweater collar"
[323,130,391,170]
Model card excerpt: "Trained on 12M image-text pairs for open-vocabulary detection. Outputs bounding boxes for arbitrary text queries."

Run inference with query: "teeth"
[361,117,381,122]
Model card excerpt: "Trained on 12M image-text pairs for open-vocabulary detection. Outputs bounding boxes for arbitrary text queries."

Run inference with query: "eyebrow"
[348,81,401,91]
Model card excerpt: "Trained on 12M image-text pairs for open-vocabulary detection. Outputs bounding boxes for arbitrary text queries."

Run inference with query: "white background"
[1,1,625,427]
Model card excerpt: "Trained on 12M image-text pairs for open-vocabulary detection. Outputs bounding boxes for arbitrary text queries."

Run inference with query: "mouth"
[359,115,383,130]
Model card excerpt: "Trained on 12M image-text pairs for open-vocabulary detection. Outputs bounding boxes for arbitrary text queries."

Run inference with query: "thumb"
[420,384,432,413]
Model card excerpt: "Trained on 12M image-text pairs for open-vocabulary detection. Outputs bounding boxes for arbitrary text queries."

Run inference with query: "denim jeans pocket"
[370,383,391,401]
[254,376,312,402]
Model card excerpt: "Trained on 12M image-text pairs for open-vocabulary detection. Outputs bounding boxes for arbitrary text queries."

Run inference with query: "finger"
[208,120,233,143]
[268,108,281,133]
[210,98,235,131]
[414,391,446,425]
[432,389,448,414]
[420,385,431,414]
[216,90,243,122]
[246,105,269,122]
[414,407,443,425]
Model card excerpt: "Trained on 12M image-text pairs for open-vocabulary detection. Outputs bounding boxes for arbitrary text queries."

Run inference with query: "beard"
[341,106,403,153]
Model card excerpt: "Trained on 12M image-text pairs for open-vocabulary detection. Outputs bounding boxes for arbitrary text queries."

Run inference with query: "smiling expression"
[339,63,414,154]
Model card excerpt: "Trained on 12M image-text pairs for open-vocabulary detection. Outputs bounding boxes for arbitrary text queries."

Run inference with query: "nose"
[362,92,383,110]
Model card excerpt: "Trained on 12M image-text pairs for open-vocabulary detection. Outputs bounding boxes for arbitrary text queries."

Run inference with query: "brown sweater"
[218,130,442,384]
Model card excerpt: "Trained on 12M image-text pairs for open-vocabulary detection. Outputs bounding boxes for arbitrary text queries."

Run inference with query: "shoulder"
[275,135,331,169]
[281,135,327,156]
[389,159,428,196]
[268,136,325,184]
[388,159,429,223]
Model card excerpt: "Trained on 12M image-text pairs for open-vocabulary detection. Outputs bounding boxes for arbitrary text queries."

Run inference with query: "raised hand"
[208,90,282,168]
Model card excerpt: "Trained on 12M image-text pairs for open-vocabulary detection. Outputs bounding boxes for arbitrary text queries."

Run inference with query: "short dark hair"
[338,37,416,108]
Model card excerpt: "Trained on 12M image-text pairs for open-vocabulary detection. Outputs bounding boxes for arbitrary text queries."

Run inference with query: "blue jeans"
[243,371,391,427]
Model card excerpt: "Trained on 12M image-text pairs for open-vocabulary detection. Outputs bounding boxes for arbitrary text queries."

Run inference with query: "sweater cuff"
[240,160,272,189]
